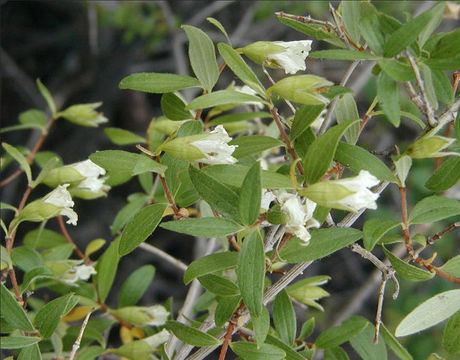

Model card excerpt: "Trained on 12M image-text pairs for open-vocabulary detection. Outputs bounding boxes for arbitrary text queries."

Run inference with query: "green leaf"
[384,10,436,57]
[230,136,284,159]
[273,290,296,345]
[207,18,232,45]
[185,90,267,110]
[1,336,41,349]
[0,282,35,331]
[119,73,201,93]
[265,335,307,360]
[118,265,155,307]
[203,165,294,189]
[423,56,460,70]
[165,320,221,347]
[431,28,460,59]
[209,111,271,126]
[18,344,42,360]
[2,142,32,184]
[32,156,60,188]
[309,50,378,61]
[34,293,78,338]
[239,162,261,226]
[280,228,362,263]
[111,194,148,235]
[342,1,361,45]
[198,274,239,297]
[363,218,401,251]
[360,14,384,55]
[438,256,460,278]
[432,70,454,105]
[290,104,325,141]
[409,196,460,225]
[119,204,166,256]
[419,62,438,110]
[253,307,270,346]
[218,43,265,96]
[104,128,145,145]
[11,246,42,272]
[316,316,368,349]
[189,165,241,221]
[349,325,387,360]
[277,16,345,49]
[418,3,445,47]
[380,324,413,360]
[334,94,360,145]
[182,25,219,91]
[237,230,265,317]
[161,217,241,238]
[383,247,434,281]
[335,142,398,183]
[215,295,241,328]
[443,310,460,355]
[304,119,359,184]
[324,347,349,360]
[425,157,460,192]
[161,93,193,121]
[95,237,120,303]
[299,317,315,340]
[230,342,286,360]
[184,252,238,284]
[90,150,166,179]
[377,71,400,127]
[37,79,56,115]
[378,58,414,82]
[19,109,47,130]
[396,289,460,337]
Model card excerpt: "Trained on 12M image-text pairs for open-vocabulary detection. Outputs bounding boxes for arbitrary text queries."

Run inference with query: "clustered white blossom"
[268,40,312,74]
[145,305,170,326]
[43,184,78,225]
[60,262,97,284]
[69,159,110,193]
[190,125,238,165]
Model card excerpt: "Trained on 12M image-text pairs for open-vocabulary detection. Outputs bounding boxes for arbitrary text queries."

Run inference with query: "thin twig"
[407,54,436,127]
[69,309,94,360]
[262,63,296,114]
[438,97,460,126]
[57,216,91,264]
[427,222,459,245]
[399,186,414,257]
[139,243,188,272]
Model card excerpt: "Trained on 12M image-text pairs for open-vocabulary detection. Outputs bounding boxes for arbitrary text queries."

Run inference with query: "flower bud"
[241,40,312,74]
[57,102,108,127]
[301,170,380,212]
[46,260,96,284]
[405,135,456,159]
[110,305,169,326]
[267,75,333,105]
[149,118,184,135]
[266,208,290,225]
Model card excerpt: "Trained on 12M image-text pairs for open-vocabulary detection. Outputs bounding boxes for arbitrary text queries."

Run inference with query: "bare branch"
[139,243,188,272]
[69,309,94,360]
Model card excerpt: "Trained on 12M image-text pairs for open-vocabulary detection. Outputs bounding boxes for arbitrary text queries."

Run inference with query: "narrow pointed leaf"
[230,342,286,360]
[2,143,32,184]
[161,93,193,120]
[165,320,221,347]
[119,73,201,93]
[119,204,167,256]
[215,295,241,328]
[425,157,460,192]
[363,218,401,251]
[273,290,296,345]
[349,325,387,360]
[438,256,460,278]
[316,316,368,349]
[443,310,460,355]
[237,230,265,317]
[383,247,434,281]
[118,265,156,308]
[396,290,460,337]
[1,336,41,349]
[304,119,359,184]
[290,104,325,141]
[377,71,400,127]
[408,196,460,224]
[239,162,261,225]
[184,252,239,284]
[37,79,56,115]
[309,50,378,60]
[253,307,270,346]
[230,136,284,159]
[342,1,361,45]
[104,128,145,145]
[0,282,34,332]
[380,324,413,360]
[198,274,239,297]
[207,18,232,45]
[182,25,219,91]
[360,14,384,55]
[334,94,360,144]
[161,217,241,238]
[185,90,267,110]
[95,237,120,303]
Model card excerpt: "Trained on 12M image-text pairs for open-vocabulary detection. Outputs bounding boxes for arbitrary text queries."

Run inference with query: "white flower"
[234,85,264,109]
[70,159,110,193]
[190,125,238,165]
[261,189,276,211]
[60,263,96,284]
[330,170,380,211]
[269,40,312,74]
[275,190,320,245]
[145,305,170,326]
[310,109,327,132]
[43,184,78,225]
[143,329,170,349]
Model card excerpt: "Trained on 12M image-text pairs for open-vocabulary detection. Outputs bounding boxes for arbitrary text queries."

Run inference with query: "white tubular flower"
[61,263,97,284]
[70,159,110,193]
[268,40,312,74]
[145,305,170,326]
[190,125,238,165]
[275,190,320,245]
[234,85,264,109]
[43,184,78,225]
[261,189,276,211]
[143,329,170,349]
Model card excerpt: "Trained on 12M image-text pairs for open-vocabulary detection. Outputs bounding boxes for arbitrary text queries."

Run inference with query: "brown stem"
[427,222,459,245]
[156,156,180,216]
[399,186,413,257]
[218,61,227,73]
[218,321,234,360]
[452,71,460,94]
[269,106,303,175]
[417,260,460,285]
[268,233,292,266]
[8,268,22,303]
[0,117,57,187]
[99,302,133,329]
[57,216,92,264]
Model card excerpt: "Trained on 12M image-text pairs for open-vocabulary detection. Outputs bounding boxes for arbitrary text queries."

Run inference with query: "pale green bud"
[57,102,108,127]
[393,155,412,186]
[149,117,184,135]
[42,167,86,188]
[266,208,290,225]
[267,75,333,105]
[405,135,457,159]
[110,305,169,326]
